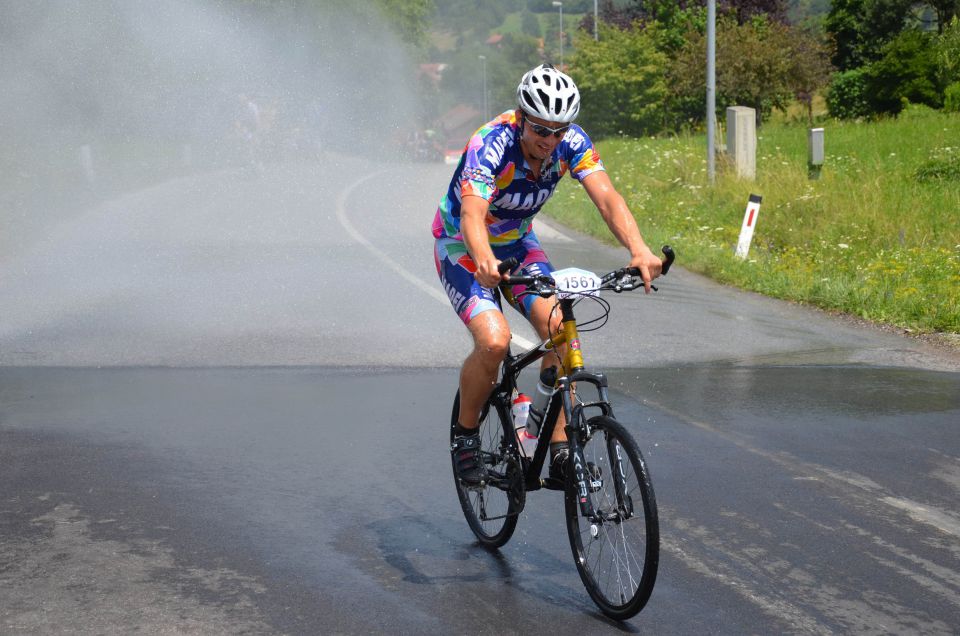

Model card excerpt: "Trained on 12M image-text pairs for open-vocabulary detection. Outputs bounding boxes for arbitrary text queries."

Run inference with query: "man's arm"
[581,171,662,292]
[461,195,503,288]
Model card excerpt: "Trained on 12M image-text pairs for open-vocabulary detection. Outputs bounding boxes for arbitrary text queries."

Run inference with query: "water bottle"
[511,393,537,458]
[526,367,557,438]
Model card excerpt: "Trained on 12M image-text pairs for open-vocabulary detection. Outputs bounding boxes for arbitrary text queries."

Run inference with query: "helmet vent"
[521,91,537,111]
[554,97,562,114]
[536,88,550,106]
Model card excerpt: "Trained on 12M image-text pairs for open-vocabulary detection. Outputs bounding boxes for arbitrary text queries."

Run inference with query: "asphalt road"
[2,158,959,634]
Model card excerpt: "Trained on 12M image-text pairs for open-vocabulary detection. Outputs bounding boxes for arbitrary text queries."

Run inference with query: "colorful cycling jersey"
[431,110,605,246]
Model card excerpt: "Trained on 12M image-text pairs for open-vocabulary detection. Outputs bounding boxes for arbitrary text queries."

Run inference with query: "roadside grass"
[548,106,960,334]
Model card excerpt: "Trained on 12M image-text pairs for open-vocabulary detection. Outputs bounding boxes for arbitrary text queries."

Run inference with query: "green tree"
[599,0,787,28]
[861,0,915,60]
[825,0,954,69]
[670,16,802,127]
[926,0,960,33]
[568,23,668,137]
[824,0,866,70]
[785,27,835,124]
[864,29,943,114]
[374,0,435,46]
[939,16,960,86]
[788,0,832,31]
[824,0,913,69]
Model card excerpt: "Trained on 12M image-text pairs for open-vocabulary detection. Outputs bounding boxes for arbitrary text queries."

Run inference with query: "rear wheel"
[450,390,524,548]
[564,416,659,620]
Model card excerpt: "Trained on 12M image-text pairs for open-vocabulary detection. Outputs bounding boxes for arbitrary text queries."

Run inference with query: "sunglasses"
[525,119,570,139]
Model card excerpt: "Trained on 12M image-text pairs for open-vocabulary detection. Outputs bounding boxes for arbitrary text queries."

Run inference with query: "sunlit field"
[549,106,960,334]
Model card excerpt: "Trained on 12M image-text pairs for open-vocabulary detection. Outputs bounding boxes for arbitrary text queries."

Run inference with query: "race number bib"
[552,267,601,298]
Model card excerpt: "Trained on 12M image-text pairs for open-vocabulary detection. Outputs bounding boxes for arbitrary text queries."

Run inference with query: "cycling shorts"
[434,233,555,326]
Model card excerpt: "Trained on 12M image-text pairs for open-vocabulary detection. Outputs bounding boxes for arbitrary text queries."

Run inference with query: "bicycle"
[449,246,674,620]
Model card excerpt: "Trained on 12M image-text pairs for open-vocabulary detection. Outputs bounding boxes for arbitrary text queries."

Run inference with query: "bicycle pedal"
[540,477,566,491]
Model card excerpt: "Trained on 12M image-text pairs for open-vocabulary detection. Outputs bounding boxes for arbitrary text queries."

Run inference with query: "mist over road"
[2,156,954,370]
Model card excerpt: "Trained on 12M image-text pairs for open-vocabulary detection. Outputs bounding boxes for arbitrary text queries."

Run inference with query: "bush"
[569,24,668,138]
[899,102,940,120]
[826,68,870,119]
[864,30,942,115]
[945,82,960,112]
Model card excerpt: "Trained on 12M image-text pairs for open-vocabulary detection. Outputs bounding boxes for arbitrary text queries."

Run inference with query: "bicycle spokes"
[565,416,658,619]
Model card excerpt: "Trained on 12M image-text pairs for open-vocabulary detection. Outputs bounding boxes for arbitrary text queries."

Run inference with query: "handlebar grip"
[661,245,675,275]
[498,258,519,276]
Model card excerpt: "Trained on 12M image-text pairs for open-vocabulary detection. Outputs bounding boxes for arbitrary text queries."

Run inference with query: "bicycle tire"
[564,415,659,620]
[450,390,524,548]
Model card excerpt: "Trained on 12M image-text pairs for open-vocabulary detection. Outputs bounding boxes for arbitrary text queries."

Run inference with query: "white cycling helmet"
[516,64,581,123]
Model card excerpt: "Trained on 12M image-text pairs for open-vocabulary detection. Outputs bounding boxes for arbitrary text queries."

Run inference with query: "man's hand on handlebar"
[628,245,664,294]
[475,256,507,288]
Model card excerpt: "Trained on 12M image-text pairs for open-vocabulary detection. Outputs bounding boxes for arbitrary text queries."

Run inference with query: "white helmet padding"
[516,64,581,124]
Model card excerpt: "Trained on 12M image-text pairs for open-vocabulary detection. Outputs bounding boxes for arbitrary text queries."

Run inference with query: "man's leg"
[457,309,511,429]
[452,309,511,486]
[527,296,566,443]
[527,296,573,481]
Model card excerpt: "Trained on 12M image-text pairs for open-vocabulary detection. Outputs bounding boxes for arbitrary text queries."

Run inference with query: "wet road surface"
[2,366,958,634]
[2,159,959,633]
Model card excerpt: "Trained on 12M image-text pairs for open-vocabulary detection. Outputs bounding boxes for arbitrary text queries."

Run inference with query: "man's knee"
[469,315,511,362]
[474,331,510,360]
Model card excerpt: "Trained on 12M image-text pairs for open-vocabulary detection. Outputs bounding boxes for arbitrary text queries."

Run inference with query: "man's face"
[520,112,570,162]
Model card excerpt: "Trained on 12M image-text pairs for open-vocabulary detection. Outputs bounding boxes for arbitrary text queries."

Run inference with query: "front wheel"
[564,416,659,620]
[450,390,524,548]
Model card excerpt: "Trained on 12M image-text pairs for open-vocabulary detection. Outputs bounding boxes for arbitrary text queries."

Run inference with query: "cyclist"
[434,64,663,486]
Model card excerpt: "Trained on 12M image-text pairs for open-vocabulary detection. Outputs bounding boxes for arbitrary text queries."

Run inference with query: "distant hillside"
[788,0,831,28]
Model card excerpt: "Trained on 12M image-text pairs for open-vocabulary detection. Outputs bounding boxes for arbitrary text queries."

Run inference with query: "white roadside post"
[735,194,763,259]
[808,127,824,179]
[726,106,756,180]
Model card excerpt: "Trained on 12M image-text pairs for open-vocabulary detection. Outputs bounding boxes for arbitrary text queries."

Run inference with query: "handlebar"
[496,258,547,286]
[498,245,676,295]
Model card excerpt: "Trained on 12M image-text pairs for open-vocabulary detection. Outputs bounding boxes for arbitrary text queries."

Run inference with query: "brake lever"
[535,282,556,298]
[616,277,657,293]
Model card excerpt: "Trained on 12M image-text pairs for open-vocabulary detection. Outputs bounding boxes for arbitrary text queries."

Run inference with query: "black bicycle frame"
[491,297,619,520]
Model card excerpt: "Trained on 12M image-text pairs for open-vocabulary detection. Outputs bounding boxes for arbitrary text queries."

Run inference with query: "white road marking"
[335,170,536,350]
